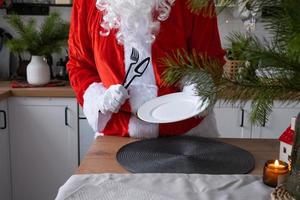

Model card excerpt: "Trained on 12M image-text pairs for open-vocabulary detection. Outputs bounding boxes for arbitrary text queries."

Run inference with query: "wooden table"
[78,136,280,176]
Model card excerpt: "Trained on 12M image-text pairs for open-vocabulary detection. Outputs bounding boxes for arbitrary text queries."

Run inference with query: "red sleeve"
[67,0,101,106]
[188,5,225,64]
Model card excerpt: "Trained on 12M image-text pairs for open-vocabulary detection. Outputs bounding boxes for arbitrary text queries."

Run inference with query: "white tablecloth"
[55,174,272,200]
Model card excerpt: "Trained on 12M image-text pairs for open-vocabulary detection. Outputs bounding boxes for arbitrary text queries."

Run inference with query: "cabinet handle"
[0,110,7,130]
[240,108,244,127]
[65,107,69,126]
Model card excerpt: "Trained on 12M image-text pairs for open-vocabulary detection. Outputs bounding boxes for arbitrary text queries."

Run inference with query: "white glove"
[100,84,129,114]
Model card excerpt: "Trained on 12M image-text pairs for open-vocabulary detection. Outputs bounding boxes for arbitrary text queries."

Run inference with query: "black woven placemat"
[116,136,255,174]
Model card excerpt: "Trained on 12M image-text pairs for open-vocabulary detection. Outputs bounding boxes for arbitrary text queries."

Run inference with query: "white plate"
[137,92,209,123]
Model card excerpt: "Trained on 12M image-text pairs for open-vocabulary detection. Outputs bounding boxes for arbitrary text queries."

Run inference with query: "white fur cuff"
[127,84,159,138]
[83,82,112,132]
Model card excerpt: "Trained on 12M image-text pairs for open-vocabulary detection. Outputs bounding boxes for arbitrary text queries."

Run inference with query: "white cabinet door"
[214,101,251,138]
[78,106,95,162]
[9,97,78,200]
[252,102,300,139]
[79,119,95,162]
[0,99,11,200]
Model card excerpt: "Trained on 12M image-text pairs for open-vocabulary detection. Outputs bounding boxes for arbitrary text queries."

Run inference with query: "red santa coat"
[68,0,225,137]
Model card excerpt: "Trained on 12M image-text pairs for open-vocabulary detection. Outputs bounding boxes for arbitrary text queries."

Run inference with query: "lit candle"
[263,160,289,188]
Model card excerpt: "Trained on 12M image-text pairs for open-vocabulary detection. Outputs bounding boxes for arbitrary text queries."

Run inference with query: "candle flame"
[275,160,280,167]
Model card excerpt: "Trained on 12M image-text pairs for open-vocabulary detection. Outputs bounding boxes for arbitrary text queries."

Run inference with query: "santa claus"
[68,0,225,138]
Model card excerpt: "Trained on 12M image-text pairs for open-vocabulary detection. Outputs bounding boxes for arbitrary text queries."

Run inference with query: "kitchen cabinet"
[215,101,300,139]
[9,97,78,200]
[0,99,11,200]
[251,102,300,139]
[78,106,95,162]
[214,101,252,138]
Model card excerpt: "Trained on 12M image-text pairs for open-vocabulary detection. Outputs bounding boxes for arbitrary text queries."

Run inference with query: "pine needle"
[186,0,235,16]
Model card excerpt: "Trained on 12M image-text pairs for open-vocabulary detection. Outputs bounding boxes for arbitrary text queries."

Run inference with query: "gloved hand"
[100,84,129,114]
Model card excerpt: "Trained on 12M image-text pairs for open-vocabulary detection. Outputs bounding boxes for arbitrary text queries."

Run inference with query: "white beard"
[96,0,175,47]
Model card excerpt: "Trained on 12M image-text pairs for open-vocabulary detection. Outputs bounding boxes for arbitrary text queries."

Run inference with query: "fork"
[123,57,150,89]
[122,47,139,86]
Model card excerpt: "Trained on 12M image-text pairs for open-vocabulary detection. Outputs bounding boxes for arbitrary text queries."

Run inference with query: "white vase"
[27,55,50,85]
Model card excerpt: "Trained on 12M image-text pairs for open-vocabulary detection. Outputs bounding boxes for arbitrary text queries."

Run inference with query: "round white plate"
[137,92,209,123]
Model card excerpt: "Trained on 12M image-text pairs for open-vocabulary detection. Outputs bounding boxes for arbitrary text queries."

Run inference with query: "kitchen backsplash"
[0,6,270,79]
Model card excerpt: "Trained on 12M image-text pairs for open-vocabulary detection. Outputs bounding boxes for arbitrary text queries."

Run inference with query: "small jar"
[263,160,289,188]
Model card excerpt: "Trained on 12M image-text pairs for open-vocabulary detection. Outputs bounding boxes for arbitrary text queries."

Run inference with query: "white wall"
[217,8,271,47]
[0,6,269,79]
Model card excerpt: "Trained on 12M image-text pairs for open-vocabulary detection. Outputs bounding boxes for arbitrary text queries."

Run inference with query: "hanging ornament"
[234,0,261,34]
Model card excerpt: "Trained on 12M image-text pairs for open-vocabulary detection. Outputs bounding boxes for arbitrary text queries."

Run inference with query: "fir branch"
[5,15,39,54]
[6,14,26,35]
[216,78,300,124]
[250,97,273,126]
[39,12,69,55]
[5,38,27,53]
[164,1,300,195]
[5,12,69,56]
[163,0,300,125]
[163,49,300,125]
[186,0,234,16]
[163,49,224,106]
[186,0,211,14]
[225,32,258,60]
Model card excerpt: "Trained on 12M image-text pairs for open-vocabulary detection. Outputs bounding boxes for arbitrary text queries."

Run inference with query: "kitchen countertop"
[77,136,280,176]
[0,81,75,100]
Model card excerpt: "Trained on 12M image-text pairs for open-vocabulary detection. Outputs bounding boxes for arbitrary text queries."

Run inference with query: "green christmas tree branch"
[187,0,235,16]
[5,12,69,56]
[164,0,300,197]
[163,49,300,125]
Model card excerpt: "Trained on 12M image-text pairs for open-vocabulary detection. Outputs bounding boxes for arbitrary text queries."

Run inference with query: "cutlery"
[122,47,139,86]
[123,56,150,89]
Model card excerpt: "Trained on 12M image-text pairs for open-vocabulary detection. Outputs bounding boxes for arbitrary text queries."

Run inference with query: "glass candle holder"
[263,160,289,188]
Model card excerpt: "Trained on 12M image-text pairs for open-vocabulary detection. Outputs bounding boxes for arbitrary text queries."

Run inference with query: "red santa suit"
[68,0,225,138]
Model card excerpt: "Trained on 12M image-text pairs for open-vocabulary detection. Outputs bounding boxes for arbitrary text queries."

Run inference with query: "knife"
[122,48,139,86]
[123,56,151,89]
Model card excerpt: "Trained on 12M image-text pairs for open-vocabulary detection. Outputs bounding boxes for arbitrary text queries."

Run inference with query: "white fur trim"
[184,111,220,138]
[124,33,159,138]
[127,84,159,138]
[128,84,158,114]
[128,116,159,138]
[83,82,112,132]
